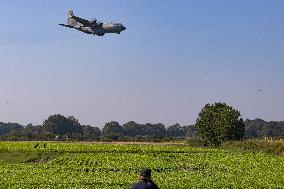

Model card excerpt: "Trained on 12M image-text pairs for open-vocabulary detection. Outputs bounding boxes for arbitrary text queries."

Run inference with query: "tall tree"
[123,121,143,137]
[42,114,82,135]
[82,125,101,140]
[144,123,167,139]
[195,102,245,146]
[167,123,186,138]
[0,122,23,136]
[102,121,124,141]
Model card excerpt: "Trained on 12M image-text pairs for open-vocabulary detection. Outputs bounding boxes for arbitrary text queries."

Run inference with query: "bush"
[221,140,284,156]
[186,137,204,147]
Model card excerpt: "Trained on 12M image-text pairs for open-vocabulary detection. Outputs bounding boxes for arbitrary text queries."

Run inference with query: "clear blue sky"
[1,0,283,127]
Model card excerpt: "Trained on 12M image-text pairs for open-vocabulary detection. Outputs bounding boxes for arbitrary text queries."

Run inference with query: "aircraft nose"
[122,26,126,31]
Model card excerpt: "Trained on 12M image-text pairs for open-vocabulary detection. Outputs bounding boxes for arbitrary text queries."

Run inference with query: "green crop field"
[0,142,283,188]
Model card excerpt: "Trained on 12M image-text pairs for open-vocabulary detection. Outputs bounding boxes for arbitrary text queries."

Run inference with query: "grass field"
[0,142,283,188]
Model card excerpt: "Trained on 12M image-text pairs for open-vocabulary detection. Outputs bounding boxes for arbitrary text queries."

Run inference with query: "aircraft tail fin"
[67,10,78,26]
[68,10,74,19]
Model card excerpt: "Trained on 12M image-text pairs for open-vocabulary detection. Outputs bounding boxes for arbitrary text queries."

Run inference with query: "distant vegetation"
[1,117,283,142]
[0,116,196,142]
[0,102,283,142]
[222,140,284,156]
[244,118,284,139]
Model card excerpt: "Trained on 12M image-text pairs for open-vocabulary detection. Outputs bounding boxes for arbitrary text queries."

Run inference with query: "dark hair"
[140,168,151,177]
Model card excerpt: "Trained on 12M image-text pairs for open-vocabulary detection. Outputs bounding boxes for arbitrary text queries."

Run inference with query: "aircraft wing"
[59,24,76,28]
[71,15,91,26]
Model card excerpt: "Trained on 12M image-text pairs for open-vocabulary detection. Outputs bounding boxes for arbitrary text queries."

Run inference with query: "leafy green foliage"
[167,123,186,137]
[2,114,284,142]
[222,140,284,156]
[123,121,144,137]
[42,114,82,135]
[143,123,167,139]
[102,121,124,141]
[0,142,283,188]
[245,119,284,139]
[82,125,101,141]
[0,122,23,136]
[196,102,245,146]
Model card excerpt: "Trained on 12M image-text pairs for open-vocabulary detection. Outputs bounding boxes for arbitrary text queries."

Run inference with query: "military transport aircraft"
[59,10,126,36]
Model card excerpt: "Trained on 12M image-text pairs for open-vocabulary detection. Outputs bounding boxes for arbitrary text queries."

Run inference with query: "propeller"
[90,18,97,24]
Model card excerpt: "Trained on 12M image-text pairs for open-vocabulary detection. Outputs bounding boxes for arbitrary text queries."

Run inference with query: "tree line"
[1,116,283,142]
[244,118,284,139]
[0,114,196,141]
[0,102,283,144]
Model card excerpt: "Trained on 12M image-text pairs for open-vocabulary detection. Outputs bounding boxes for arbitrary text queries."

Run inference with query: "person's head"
[140,168,152,181]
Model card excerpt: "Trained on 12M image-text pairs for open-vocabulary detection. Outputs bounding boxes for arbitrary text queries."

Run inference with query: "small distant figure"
[131,168,159,189]
[258,90,263,92]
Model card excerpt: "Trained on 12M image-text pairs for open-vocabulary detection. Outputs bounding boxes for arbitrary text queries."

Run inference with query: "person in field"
[130,168,159,189]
